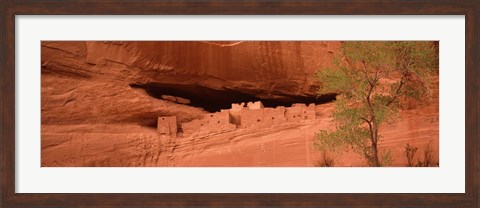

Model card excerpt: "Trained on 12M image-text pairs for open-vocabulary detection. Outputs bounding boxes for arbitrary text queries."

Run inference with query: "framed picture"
[1,1,478,207]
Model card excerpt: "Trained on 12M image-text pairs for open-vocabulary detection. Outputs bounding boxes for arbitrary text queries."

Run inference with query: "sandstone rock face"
[41,41,438,167]
[42,41,341,125]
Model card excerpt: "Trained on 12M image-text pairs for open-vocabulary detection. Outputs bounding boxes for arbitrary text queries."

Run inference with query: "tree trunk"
[371,141,380,167]
[371,127,381,167]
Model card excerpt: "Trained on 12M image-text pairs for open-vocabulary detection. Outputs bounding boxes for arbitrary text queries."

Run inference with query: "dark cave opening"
[130,82,336,113]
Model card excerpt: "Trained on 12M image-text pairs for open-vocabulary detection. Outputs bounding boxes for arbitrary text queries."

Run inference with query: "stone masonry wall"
[163,102,316,137]
[157,116,177,137]
[182,110,236,135]
[240,107,287,128]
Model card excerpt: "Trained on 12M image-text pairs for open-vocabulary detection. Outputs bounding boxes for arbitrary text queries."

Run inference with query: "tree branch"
[361,60,373,86]
[360,117,371,124]
[366,66,380,114]
[386,71,407,106]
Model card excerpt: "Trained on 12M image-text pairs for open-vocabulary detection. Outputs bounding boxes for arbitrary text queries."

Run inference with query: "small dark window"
[304,111,306,113]
[162,118,165,120]
[217,121,220,123]
[210,115,214,117]
[201,124,203,127]
[257,119,261,122]
[272,117,275,120]
[293,116,296,118]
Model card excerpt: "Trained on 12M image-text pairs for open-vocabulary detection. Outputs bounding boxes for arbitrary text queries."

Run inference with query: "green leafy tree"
[313,42,438,167]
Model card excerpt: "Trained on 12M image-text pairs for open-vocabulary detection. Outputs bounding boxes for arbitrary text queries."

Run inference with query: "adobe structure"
[181,110,236,136]
[157,101,316,137]
[157,116,177,137]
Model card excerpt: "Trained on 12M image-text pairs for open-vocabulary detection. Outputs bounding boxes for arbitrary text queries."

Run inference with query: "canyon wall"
[42,41,341,125]
[41,41,438,167]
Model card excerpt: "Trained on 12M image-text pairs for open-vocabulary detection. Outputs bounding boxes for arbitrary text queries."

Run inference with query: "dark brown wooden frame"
[1,0,478,207]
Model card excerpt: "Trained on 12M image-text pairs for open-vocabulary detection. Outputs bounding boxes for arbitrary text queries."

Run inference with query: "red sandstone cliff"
[41,41,438,167]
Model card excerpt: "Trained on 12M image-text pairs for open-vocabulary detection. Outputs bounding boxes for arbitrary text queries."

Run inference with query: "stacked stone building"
[157,101,316,137]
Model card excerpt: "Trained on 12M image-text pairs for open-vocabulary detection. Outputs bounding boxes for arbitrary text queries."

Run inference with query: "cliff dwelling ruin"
[157,101,316,138]
[130,82,337,113]
[40,41,439,167]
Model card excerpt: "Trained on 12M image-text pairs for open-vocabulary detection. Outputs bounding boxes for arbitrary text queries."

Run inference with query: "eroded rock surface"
[41,41,438,167]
